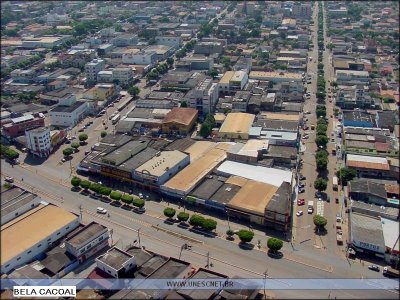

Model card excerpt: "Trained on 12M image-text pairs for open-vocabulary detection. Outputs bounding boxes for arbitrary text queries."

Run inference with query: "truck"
[111,114,120,125]
[307,201,314,214]
[383,267,400,278]
[333,176,338,190]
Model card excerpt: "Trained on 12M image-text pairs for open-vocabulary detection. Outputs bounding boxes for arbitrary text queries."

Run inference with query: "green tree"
[128,86,140,98]
[110,191,122,201]
[267,238,283,253]
[316,124,327,135]
[189,214,205,227]
[132,198,145,208]
[63,148,74,157]
[314,178,328,192]
[226,229,235,238]
[71,142,80,150]
[121,194,133,204]
[313,215,327,231]
[208,68,219,79]
[101,131,107,138]
[166,57,174,66]
[336,168,357,185]
[99,186,112,196]
[201,218,217,231]
[180,101,188,108]
[89,183,102,193]
[80,180,91,190]
[4,148,19,160]
[199,122,212,138]
[237,229,254,243]
[164,207,176,219]
[204,114,216,128]
[71,176,81,187]
[78,134,88,142]
[316,156,328,171]
[315,135,329,147]
[177,211,190,222]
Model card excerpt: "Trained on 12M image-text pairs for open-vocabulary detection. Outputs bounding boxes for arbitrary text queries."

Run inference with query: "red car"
[297,198,305,206]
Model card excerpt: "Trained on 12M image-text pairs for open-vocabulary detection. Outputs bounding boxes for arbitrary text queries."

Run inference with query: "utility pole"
[206,252,210,269]
[137,228,141,247]
[78,204,82,221]
[263,268,268,300]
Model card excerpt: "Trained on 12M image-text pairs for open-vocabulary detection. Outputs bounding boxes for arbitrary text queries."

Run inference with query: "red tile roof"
[162,107,198,126]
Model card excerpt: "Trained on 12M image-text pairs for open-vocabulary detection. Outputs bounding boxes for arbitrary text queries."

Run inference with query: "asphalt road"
[2,164,398,299]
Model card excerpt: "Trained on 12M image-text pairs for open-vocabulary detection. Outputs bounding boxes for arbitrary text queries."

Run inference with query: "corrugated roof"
[219,113,255,135]
[162,107,198,126]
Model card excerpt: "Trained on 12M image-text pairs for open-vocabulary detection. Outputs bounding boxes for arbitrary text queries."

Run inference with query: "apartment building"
[184,77,219,115]
[85,59,105,85]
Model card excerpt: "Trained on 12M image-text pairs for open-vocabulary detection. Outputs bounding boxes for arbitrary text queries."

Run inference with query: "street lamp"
[137,228,141,247]
[263,268,268,300]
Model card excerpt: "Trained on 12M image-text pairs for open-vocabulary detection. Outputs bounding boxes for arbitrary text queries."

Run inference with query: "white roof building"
[216,161,292,187]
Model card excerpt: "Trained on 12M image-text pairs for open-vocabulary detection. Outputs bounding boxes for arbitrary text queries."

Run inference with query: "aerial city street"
[1,1,399,299]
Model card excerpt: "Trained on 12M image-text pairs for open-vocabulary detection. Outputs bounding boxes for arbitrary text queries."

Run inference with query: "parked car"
[5,176,14,183]
[368,265,380,272]
[307,207,313,214]
[138,193,144,199]
[296,211,303,216]
[78,128,85,132]
[298,183,305,188]
[297,198,305,206]
[65,140,71,144]
[300,176,306,180]
[335,197,339,204]
[315,191,322,198]
[96,207,107,214]
[298,188,305,193]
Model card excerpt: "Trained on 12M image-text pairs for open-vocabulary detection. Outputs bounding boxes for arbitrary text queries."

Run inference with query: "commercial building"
[144,45,174,61]
[160,71,207,91]
[122,49,157,65]
[249,71,303,83]
[218,71,249,95]
[342,110,375,128]
[291,3,312,18]
[21,35,71,49]
[226,140,269,164]
[95,247,136,278]
[336,70,369,84]
[176,56,214,72]
[49,101,88,128]
[194,41,224,55]
[156,36,181,49]
[184,77,218,115]
[161,143,230,197]
[65,222,109,263]
[161,107,198,135]
[111,34,138,47]
[349,179,399,208]
[349,212,385,258]
[112,67,134,87]
[1,186,41,225]
[134,150,190,186]
[25,127,52,158]
[2,113,45,138]
[85,59,105,85]
[346,154,395,180]
[218,113,255,140]
[1,203,79,274]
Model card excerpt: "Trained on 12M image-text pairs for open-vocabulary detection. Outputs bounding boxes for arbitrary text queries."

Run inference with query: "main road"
[2,164,397,299]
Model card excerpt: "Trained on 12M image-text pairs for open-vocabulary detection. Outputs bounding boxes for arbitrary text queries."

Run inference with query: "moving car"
[296,211,303,216]
[368,265,380,272]
[96,207,107,214]
[307,207,313,214]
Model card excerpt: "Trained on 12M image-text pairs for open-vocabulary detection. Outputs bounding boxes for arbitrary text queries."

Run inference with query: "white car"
[5,176,14,183]
[97,207,107,214]
[296,211,303,216]
[138,193,144,199]
[308,207,313,214]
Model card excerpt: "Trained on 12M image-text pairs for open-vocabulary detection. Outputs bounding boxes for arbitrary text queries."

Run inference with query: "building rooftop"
[1,187,38,218]
[350,212,385,252]
[380,217,399,252]
[184,141,216,162]
[177,268,228,299]
[249,71,302,80]
[164,138,196,152]
[51,101,86,113]
[119,147,159,171]
[226,178,278,216]
[125,246,154,268]
[216,160,292,187]
[102,140,148,166]
[1,204,78,264]
[219,113,255,136]
[147,258,190,279]
[349,179,387,200]
[346,154,390,171]
[190,177,225,200]
[96,247,133,271]
[162,107,198,126]
[162,143,230,194]
[65,222,107,248]
[219,71,235,84]
[135,150,188,177]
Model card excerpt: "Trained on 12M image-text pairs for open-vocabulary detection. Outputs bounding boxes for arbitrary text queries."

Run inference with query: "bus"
[333,176,338,190]
[111,114,120,125]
